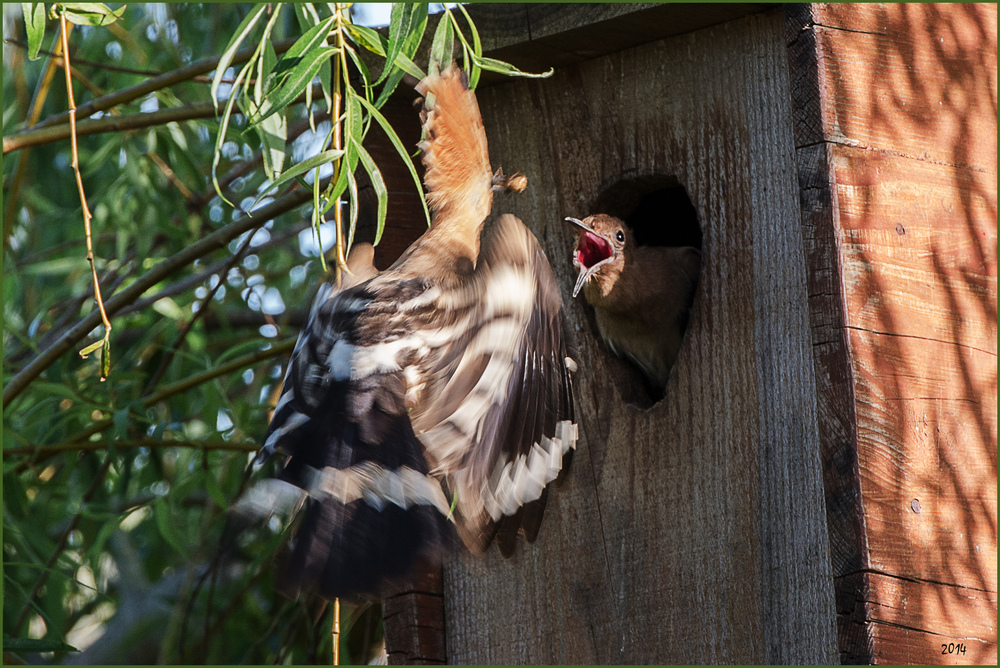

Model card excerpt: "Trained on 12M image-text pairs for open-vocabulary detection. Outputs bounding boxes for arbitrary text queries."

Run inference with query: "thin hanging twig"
[141,227,258,394]
[59,14,113,381]
[333,597,341,665]
[330,9,346,662]
[332,3,347,286]
[4,38,254,82]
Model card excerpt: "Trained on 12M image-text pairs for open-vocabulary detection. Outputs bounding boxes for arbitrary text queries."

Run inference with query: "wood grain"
[864,572,998,665]
[793,142,870,580]
[832,149,996,354]
[382,561,447,665]
[813,3,996,171]
[787,2,998,664]
[442,9,836,664]
[464,3,775,79]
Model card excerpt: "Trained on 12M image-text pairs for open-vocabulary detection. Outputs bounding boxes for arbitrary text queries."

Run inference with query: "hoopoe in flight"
[255,68,577,599]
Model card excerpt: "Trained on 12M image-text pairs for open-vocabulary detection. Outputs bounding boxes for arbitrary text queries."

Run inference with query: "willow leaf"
[210,4,266,113]
[270,14,338,87]
[211,58,252,205]
[344,24,424,80]
[428,7,454,77]
[374,5,428,107]
[57,3,126,27]
[254,149,344,203]
[22,4,45,61]
[355,94,430,226]
[474,54,554,79]
[456,4,483,89]
[345,164,359,254]
[352,138,388,245]
[377,3,416,86]
[251,46,336,127]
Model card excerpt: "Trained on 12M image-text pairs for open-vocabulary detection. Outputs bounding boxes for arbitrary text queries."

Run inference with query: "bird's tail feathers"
[272,406,451,599]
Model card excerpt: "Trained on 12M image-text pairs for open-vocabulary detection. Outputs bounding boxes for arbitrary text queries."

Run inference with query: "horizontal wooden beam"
[467,3,776,83]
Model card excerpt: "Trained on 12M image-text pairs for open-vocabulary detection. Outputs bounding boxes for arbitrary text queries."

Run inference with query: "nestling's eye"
[615,230,625,243]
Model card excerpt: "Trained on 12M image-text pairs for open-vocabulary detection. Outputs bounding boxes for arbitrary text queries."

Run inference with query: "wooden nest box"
[364,3,996,664]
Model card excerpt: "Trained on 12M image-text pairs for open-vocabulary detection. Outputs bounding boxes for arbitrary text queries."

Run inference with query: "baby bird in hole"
[566,214,701,392]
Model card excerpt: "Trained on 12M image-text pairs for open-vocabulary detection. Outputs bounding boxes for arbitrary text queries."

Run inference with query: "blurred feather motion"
[567,214,700,392]
[253,67,577,599]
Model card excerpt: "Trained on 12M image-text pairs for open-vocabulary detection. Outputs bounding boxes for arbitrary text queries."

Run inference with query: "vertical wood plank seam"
[785,4,875,663]
[747,9,838,663]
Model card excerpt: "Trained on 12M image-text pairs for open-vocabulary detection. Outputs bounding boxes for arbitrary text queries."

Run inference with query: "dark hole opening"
[592,172,702,251]
[586,171,702,408]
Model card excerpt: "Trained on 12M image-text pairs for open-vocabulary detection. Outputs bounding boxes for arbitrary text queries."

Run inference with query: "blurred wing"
[260,274,450,599]
[411,214,577,554]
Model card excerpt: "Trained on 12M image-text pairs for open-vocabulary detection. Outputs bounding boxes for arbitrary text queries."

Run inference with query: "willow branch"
[10,338,296,472]
[330,6,347,286]
[5,37,248,83]
[146,150,196,201]
[3,186,318,408]
[3,437,258,458]
[143,232,256,392]
[113,222,307,320]
[5,101,216,153]
[30,38,298,131]
[4,85,325,154]
[143,337,295,406]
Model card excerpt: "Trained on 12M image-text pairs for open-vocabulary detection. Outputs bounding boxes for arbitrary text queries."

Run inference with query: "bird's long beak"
[565,217,615,298]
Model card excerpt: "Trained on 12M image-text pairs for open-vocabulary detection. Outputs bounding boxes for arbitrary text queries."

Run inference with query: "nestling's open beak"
[565,217,615,298]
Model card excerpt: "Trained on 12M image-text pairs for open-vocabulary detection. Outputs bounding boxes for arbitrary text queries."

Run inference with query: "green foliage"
[3,3,550,663]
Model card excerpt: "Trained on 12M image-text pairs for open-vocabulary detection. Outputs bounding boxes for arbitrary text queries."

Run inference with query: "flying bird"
[256,68,577,599]
[566,214,700,391]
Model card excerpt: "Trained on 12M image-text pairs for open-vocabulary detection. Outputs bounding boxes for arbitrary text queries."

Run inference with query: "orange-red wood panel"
[790,2,997,663]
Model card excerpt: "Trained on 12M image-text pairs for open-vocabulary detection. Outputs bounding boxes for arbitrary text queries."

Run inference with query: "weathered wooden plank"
[872,622,997,666]
[787,4,998,664]
[381,560,447,665]
[848,327,997,588]
[785,4,828,148]
[794,141,870,582]
[865,574,998,665]
[743,16,838,662]
[865,573,998,644]
[831,147,997,356]
[443,9,835,664]
[465,3,774,77]
[835,571,877,664]
[836,571,998,665]
[810,4,997,171]
[812,2,997,42]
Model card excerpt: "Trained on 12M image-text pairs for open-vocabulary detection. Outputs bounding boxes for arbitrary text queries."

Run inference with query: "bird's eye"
[615,230,625,243]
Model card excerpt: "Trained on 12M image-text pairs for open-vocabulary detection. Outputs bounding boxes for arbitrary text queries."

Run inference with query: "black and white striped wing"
[261,277,450,599]
[411,214,578,554]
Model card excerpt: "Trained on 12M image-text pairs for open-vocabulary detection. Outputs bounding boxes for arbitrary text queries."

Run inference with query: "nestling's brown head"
[565,214,632,301]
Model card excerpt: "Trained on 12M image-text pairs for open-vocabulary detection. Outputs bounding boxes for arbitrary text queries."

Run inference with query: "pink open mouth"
[576,231,613,269]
